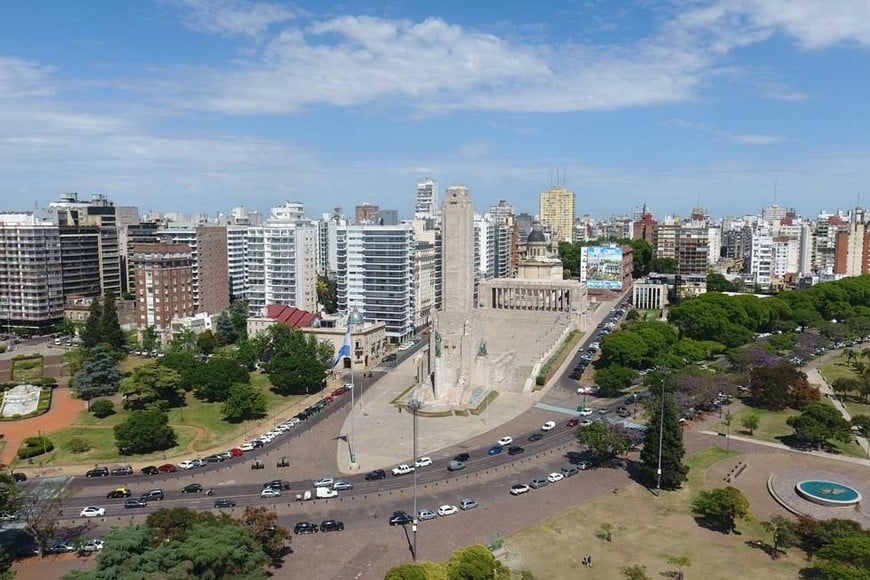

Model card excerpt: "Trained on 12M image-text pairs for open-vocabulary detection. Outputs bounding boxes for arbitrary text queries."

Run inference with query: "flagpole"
[347,308,364,468]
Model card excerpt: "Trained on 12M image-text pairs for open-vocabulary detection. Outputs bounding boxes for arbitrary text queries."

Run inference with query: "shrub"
[65,437,92,453]
[90,399,115,418]
[17,436,54,459]
[42,377,57,386]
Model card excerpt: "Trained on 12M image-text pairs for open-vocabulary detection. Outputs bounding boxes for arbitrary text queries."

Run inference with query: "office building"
[539,186,575,244]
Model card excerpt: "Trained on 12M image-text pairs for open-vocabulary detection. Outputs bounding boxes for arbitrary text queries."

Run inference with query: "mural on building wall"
[580,245,623,290]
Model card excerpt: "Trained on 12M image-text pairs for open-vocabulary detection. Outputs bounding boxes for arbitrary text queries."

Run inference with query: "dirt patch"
[0,387,85,466]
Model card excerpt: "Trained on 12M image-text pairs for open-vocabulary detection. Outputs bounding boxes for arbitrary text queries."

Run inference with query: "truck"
[295,487,338,501]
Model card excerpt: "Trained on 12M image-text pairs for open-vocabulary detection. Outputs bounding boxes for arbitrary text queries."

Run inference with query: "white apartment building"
[415,178,439,220]
[0,213,64,329]
[245,223,318,315]
[772,236,800,280]
[414,242,436,331]
[227,225,247,300]
[336,224,415,341]
[749,224,774,287]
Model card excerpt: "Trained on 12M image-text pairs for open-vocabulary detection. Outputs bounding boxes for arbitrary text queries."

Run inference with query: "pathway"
[805,366,870,458]
[0,387,85,466]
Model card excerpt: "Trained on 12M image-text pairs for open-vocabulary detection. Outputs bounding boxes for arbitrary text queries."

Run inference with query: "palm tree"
[842,348,855,366]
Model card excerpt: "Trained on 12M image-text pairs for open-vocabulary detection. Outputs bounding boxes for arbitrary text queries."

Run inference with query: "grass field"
[10,355,44,382]
[500,447,803,580]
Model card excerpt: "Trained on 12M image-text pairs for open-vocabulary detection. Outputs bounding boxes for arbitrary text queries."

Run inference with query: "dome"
[527,228,546,244]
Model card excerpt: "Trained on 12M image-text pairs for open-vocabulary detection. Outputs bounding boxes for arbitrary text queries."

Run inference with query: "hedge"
[17,436,54,459]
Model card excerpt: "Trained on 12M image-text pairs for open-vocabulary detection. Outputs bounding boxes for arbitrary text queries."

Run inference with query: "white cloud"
[737,0,870,49]
[168,0,295,38]
[0,57,55,98]
[723,132,785,145]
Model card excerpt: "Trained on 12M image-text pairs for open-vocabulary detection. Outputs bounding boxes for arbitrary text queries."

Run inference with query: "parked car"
[293,522,319,535]
[263,480,291,491]
[437,505,458,517]
[364,469,386,481]
[447,460,467,471]
[527,433,544,442]
[106,487,131,499]
[487,445,504,456]
[140,489,164,502]
[313,477,334,487]
[110,465,133,476]
[214,498,237,509]
[389,511,413,526]
[391,464,415,476]
[260,488,282,498]
[560,465,579,478]
[453,452,471,462]
[566,418,580,427]
[459,498,478,510]
[541,421,556,431]
[332,480,354,491]
[140,466,158,476]
[547,472,564,483]
[320,519,345,532]
[85,467,109,478]
[79,539,104,553]
[204,454,224,463]
[529,477,548,489]
[157,463,177,473]
[80,506,105,518]
[417,509,438,521]
[124,498,147,509]
[497,436,514,446]
[507,446,525,456]
[240,442,255,452]
[177,460,195,470]
[414,456,433,468]
[577,408,593,416]
[48,541,75,554]
[190,458,206,468]
[577,461,592,470]
[510,483,531,495]
[181,483,203,494]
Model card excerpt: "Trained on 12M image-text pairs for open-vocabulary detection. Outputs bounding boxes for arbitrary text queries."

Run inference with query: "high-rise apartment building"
[834,208,870,276]
[336,224,415,340]
[132,243,194,331]
[633,206,657,246]
[245,223,318,315]
[414,241,436,331]
[415,178,439,220]
[194,226,229,314]
[354,203,380,225]
[0,213,64,330]
[539,186,575,244]
[227,225,247,301]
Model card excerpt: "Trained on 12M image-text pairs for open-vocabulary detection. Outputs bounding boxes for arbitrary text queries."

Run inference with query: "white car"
[313,477,334,488]
[547,472,564,483]
[80,539,104,552]
[80,506,105,518]
[578,408,594,416]
[414,456,433,468]
[497,436,514,447]
[580,419,594,427]
[285,418,301,427]
[177,460,195,470]
[239,442,255,452]
[392,464,415,476]
[510,483,530,496]
[541,421,556,431]
[260,488,282,498]
[437,505,458,517]
[417,509,438,521]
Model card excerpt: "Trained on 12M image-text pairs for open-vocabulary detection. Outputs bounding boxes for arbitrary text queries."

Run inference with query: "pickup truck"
[391,464,415,476]
[295,487,338,501]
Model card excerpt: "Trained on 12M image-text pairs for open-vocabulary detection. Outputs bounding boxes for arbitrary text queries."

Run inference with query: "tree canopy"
[638,392,688,490]
[691,486,751,533]
[222,383,267,422]
[119,363,184,409]
[786,403,852,449]
[114,409,177,455]
[72,344,122,400]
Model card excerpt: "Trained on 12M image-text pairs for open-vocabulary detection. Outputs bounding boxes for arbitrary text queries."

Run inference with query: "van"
[140,489,164,501]
[560,465,579,478]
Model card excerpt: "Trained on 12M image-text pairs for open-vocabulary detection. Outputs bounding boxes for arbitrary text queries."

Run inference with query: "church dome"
[527,228,546,243]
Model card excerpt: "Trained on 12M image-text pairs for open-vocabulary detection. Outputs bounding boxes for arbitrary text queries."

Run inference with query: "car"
[124,498,147,509]
[447,460,467,471]
[577,408,594,416]
[79,539,104,553]
[577,460,592,470]
[527,433,544,442]
[437,505,458,517]
[157,463,177,473]
[204,454,224,463]
[264,480,291,491]
[510,483,531,495]
[141,489,164,502]
[228,448,243,457]
[320,519,345,532]
[547,472,564,483]
[414,456,433,468]
[453,452,471,462]
[260,487,282,498]
[251,440,265,448]
[560,465,579,477]
[332,480,354,491]
[391,464,415,476]
[80,506,105,518]
[529,477,548,489]
[487,445,504,456]
[566,418,580,427]
[313,477,334,487]
[106,487,131,499]
[579,419,594,427]
[177,460,195,470]
[293,522,319,535]
[140,466,159,476]
[365,469,386,481]
[507,445,525,456]
[181,483,203,494]
[239,442,255,452]
[11,472,27,482]
[459,498,478,510]
[417,509,438,521]
[616,407,632,418]
[214,498,237,509]
[598,408,610,415]
[497,436,514,446]
[190,458,207,468]
[85,467,109,478]
[389,511,413,526]
[48,541,76,554]
[541,421,556,432]
[110,465,133,476]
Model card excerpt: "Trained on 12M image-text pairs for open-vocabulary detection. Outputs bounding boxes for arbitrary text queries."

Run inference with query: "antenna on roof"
[773,180,778,205]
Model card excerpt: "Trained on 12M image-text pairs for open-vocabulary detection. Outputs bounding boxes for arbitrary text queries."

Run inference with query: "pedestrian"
[588,555,592,568]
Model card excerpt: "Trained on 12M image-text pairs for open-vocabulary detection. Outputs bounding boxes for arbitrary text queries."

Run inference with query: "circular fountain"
[795,480,862,507]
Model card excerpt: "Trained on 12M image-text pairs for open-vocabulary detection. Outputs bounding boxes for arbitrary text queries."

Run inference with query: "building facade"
[245,223,318,315]
[539,186,575,244]
[415,178,439,220]
[132,243,195,331]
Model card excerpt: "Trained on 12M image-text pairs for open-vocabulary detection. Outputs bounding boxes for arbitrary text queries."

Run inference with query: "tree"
[119,363,184,408]
[629,239,652,278]
[0,469,18,523]
[100,292,125,349]
[649,257,678,274]
[620,564,650,580]
[691,486,751,533]
[240,506,291,565]
[638,392,688,490]
[446,544,509,580]
[815,535,870,579]
[316,274,338,313]
[741,413,760,436]
[594,364,638,395]
[90,398,115,418]
[599,331,649,368]
[140,326,158,353]
[761,516,799,558]
[196,329,217,355]
[384,564,432,580]
[191,357,250,402]
[80,297,103,349]
[706,273,734,292]
[575,421,631,460]
[20,491,65,556]
[750,362,806,411]
[114,409,177,454]
[168,328,197,353]
[228,299,249,341]
[796,516,866,559]
[851,414,870,435]
[223,383,268,422]
[215,312,239,345]
[72,344,122,399]
[62,346,89,376]
[832,376,861,399]
[786,403,852,449]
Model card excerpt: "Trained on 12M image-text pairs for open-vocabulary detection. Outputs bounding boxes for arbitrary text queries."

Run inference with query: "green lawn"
[10,356,44,382]
[817,355,858,384]
[844,399,870,419]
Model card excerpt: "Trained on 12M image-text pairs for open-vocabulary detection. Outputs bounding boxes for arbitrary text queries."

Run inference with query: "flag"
[331,323,352,368]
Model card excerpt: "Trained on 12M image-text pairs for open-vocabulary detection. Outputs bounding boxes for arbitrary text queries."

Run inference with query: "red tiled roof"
[264,304,317,328]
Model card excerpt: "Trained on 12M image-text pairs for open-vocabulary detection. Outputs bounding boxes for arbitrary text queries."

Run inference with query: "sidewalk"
[806,366,870,458]
[698,430,870,467]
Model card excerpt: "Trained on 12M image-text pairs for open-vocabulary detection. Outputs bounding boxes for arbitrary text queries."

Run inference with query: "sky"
[2,0,870,220]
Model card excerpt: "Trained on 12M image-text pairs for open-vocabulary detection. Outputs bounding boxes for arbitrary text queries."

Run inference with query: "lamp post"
[347,307,365,467]
[656,383,665,495]
[407,399,422,562]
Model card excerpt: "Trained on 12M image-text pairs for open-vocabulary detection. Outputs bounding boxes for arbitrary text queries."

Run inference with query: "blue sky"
[2,0,870,220]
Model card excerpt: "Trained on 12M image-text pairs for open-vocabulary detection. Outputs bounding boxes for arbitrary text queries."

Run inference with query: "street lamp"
[656,383,665,495]
[407,398,422,562]
[347,307,365,467]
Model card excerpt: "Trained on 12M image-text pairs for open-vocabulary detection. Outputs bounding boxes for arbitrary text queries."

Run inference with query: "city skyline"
[2,1,870,218]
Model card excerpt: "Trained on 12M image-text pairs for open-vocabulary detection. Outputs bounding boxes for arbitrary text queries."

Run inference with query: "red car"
[566,417,580,427]
[229,448,243,457]
[331,388,344,397]
[157,463,178,473]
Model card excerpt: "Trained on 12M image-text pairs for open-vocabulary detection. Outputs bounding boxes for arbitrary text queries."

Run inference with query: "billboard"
[580,245,624,290]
